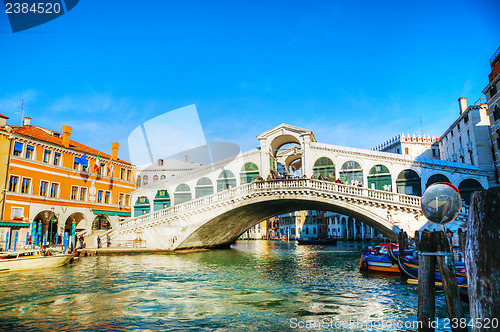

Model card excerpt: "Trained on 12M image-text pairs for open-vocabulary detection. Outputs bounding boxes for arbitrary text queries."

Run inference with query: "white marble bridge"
[111,124,487,249]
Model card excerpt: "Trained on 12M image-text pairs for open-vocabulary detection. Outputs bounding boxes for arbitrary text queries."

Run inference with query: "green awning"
[92,210,131,217]
[0,221,30,227]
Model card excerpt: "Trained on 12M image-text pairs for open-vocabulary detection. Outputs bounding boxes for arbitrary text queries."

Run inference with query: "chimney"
[458,97,467,114]
[111,142,119,160]
[24,117,31,126]
[0,114,8,127]
[62,126,72,148]
[185,155,188,162]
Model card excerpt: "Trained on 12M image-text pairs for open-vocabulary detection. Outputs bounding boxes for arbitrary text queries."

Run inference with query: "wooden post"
[465,188,500,332]
[418,230,437,332]
[414,230,420,251]
[436,231,466,332]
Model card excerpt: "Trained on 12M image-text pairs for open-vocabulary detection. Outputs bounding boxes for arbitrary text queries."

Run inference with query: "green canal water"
[0,240,464,331]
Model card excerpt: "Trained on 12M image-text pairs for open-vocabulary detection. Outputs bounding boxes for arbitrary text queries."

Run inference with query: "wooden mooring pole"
[465,188,500,332]
[418,230,466,332]
[418,230,437,332]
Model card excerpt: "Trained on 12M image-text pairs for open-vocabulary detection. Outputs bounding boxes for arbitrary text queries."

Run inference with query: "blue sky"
[1,0,499,161]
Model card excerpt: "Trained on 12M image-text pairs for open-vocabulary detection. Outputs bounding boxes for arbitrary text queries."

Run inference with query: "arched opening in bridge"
[426,174,450,188]
[396,169,421,196]
[240,163,260,184]
[196,177,214,198]
[91,214,111,230]
[32,210,59,245]
[368,164,391,191]
[339,161,363,185]
[272,138,302,176]
[174,184,192,204]
[217,170,237,191]
[154,190,171,211]
[313,157,335,179]
[458,179,483,206]
[134,196,151,216]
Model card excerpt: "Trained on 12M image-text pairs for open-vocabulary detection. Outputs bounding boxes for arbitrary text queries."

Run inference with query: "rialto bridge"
[111,124,489,249]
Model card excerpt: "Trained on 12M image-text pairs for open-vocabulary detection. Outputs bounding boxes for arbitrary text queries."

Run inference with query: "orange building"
[1,116,135,250]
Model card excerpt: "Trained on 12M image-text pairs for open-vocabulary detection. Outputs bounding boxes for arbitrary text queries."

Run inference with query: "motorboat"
[0,247,73,273]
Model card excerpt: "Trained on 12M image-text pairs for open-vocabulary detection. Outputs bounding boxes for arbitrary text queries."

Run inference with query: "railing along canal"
[118,179,422,231]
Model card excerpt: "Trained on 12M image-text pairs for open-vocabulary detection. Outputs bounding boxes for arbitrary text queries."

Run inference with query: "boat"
[389,248,469,302]
[359,244,401,273]
[296,237,338,245]
[0,247,73,273]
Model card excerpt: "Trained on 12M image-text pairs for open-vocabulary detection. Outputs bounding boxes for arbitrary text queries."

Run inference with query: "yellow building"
[1,116,136,250]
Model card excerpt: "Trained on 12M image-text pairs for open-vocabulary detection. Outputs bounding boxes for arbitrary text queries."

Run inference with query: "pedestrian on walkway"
[97,236,101,248]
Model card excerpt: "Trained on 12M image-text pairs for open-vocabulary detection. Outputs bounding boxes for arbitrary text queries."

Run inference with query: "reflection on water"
[0,240,460,331]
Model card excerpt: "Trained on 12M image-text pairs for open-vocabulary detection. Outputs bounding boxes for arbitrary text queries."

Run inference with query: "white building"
[136,157,202,188]
[438,97,495,188]
[374,133,439,159]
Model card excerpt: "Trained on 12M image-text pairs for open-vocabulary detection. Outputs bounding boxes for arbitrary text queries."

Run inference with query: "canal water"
[0,240,463,331]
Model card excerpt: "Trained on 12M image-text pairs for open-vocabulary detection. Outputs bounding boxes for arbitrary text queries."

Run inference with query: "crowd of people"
[255,173,363,187]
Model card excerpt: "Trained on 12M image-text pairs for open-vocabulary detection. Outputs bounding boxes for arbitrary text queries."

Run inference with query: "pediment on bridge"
[257,123,316,142]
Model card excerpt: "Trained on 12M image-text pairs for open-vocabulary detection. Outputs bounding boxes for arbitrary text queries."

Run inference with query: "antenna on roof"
[15,99,25,126]
[419,116,424,137]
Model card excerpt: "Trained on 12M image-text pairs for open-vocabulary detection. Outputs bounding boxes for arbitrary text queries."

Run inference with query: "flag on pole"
[93,154,100,173]
[106,158,113,177]
[75,152,87,165]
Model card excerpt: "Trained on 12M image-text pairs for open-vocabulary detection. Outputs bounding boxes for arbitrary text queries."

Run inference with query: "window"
[451,130,454,137]
[11,207,23,219]
[8,175,19,192]
[13,142,23,156]
[99,163,105,175]
[153,175,158,182]
[71,186,78,200]
[21,178,31,194]
[143,175,149,185]
[491,84,498,99]
[82,163,88,172]
[50,183,59,198]
[467,130,471,143]
[494,105,500,122]
[53,152,61,166]
[127,170,132,181]
[464,114,469,124]
[457,123,460,131]
[73,157,80,170]
[43,150,51,163]
[25,145,34,159]
[125,194,131,206]
[79,187,87,201]
[97,190,103,203]
[459,137,462,149]
[160,175,166,180]
[404,147,409,154]
[432,149,437,157]
[40,181,49,196]
[104,191,111,204]
[119,193,124,205]
[396,148,400,154]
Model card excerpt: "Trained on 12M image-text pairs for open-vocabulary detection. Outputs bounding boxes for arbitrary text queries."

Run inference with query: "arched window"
[313,157,335,179]
[217,170,237,192]
[396,169,421,196]
[92,215,111,230]
[367,164,391,191]
[458,179,483,206]
[153,175,159,182]
[339,161,363,185]
[240,163,260,184]
[160,175,166,180]
[195,177,214,198]
[157,159,164,166]
[136,176,141,188]
[426,174,450,188]
[143,175,149,185]
[174,183,192,205]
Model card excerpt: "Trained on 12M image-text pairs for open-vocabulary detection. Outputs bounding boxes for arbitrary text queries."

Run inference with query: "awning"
[92,209,131,217]
[0,221,30,227]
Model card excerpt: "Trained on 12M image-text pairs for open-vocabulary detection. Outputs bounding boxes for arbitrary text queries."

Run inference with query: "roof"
[0,114,9,119]
[12,125,132,165]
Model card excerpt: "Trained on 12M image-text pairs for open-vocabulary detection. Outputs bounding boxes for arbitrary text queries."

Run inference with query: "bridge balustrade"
[119,179,423,231]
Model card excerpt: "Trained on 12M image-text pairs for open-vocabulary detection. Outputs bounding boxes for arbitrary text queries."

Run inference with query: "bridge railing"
[118,179,422,231]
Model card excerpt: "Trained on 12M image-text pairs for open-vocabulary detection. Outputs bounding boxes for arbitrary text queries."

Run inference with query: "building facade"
[1,117,136,250]
[374,133,439,159]
[482,46,500,186]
